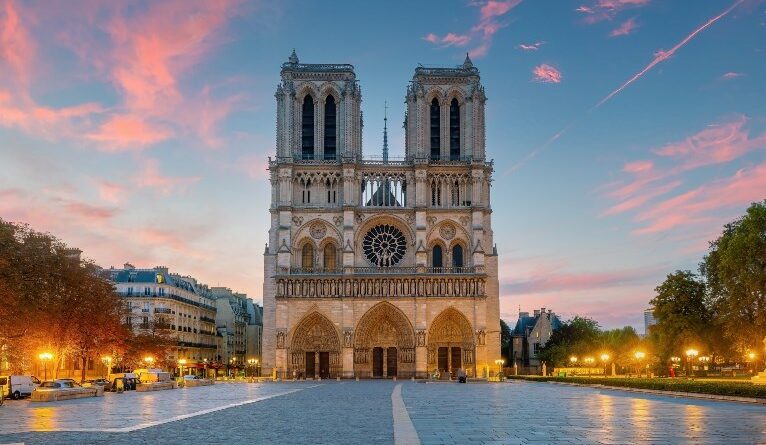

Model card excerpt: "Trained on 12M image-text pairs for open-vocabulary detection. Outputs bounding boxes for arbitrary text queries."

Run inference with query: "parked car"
[183,375,202,381]
[38,379,79,389]
[83,378,113,391]
[55,378,82,387]
[108,373,138,391]
[0,375,40,399]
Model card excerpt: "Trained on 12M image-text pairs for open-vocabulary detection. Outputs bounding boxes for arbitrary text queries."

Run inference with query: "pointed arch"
[427,307,475,376]
[324,94,337,160]
[449,98,460,160]
[353,301,416,378]
[289,311,341,378]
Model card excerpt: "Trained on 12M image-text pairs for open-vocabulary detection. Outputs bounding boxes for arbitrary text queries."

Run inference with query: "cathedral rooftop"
[280,49,355,75]
[413,53,479,79]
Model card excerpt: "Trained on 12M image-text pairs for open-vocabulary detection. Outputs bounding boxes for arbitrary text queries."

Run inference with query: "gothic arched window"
[449,98,460,160]
[432,245,443,269]
[323,244,337,271]
[452,244,464,269]
[302,95,315,160]
[324,95,337,160]
[430,98,440,160]
[301,244,314,270]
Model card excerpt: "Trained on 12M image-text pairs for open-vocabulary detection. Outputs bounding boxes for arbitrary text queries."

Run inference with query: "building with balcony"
[510,308,562,373]
[104,264,220,369]
[262,52,500,379]
[211,287,260,373]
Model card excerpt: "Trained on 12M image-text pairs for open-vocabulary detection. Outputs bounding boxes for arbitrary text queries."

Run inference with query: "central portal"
[353,302,416,378]
[387,347,397,376]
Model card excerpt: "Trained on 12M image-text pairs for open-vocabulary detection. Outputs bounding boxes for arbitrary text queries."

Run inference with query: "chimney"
[124,262,135,270]
[533,309,540,317]
[156,266,169,275]
[63,248,82,262]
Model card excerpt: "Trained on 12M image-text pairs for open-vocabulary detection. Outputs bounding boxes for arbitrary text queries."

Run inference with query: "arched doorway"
[427,307,475,378]
[289,312,341,379]
[353,302,416,378]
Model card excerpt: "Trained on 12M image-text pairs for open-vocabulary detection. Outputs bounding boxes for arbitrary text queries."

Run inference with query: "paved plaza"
[1,380,765,444]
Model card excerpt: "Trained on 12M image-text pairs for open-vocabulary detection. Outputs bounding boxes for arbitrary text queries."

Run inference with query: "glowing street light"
[685,349,699,377]
[178,358,187,377]
[569,356,578,365]
[39,352,53,381]
[747,352,757,374]
[101,356,113,379]
[143,356,155,367]
[494,359,505,378]
[634,351,646,378]
[600,353,610,377]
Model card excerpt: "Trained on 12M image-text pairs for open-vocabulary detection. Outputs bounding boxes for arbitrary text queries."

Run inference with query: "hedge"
[507,376,766,399]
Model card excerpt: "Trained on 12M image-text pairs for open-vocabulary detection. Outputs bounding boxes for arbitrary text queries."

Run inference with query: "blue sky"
[1,0,764,329]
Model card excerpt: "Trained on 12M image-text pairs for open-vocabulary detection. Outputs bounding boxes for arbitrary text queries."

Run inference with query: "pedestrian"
[457,368,466,383]
[669,367,676,378]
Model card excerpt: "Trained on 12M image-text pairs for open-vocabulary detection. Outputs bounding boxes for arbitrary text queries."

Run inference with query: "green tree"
[649,270,712,368]
[500,319,512,362]
[702,201,766,355]
[538,316,601,366]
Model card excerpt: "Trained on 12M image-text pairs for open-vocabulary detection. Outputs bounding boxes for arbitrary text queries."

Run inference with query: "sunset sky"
[1,0,764,329]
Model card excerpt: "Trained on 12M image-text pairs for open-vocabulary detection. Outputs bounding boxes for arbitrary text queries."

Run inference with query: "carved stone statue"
[276,331,285,349]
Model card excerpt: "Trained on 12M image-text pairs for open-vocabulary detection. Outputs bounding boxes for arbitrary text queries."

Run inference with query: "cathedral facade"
[261,51,500,379]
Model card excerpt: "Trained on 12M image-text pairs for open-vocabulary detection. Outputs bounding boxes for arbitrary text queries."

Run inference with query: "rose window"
[363,224,407,267]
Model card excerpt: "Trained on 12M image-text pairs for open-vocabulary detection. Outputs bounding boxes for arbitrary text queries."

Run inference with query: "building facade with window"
[262,52,500,379]
[510,308,562,373]
[106,264,220,369]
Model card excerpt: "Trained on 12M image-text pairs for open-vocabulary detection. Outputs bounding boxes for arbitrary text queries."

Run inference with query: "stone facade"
[510,308,561,372]
[262,52,500,378]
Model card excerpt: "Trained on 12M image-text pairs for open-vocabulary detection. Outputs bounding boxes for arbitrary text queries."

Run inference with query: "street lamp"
[38,352,53,381]
[600,353,610,377]
[685,349,698,377]
[747,352,757,374]
[143,356,155,367]
[698,355,710,374]
[494,359,505,378]
[178,358,187,377]
[101,356,113,379]
[634,351,646,377]
[203,358,208,379]
[247,358,256,378]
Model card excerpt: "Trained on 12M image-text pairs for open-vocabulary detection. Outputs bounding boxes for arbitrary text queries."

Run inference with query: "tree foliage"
[702,201,766,354]
[649,270,715,363]
[500,319,512,362]
[0,218,127,377]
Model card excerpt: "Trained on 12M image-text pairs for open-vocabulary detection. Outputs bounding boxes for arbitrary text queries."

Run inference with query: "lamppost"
[747,352,757,374]
[143,356,155,368]
[584,357,595,376]
[39,352,53,381]
[670,356,680,377]
[494,359,505,378]
[255,359,259,377]
[698,355,710,375]
[230,357,237,378]
[203,358,208,379]
[248,358,257,378]
[178,358,187,378]
[101,356,113,379]
[685,349,698,377]
[599,353,610,377]
[634,351,646,377]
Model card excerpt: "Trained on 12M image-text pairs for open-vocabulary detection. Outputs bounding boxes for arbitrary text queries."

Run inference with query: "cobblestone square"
[1,380,765,445]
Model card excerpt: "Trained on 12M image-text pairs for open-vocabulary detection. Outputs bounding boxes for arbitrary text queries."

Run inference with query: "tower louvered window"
[449,98,460,161]
[430,98,440,160]
[302,95,314,160]
[324,95,336,160]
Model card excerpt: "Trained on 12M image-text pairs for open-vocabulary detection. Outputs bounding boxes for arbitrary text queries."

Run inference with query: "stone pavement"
[0,379,765,444]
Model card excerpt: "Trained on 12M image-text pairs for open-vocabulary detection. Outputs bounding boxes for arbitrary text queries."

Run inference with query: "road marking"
[391,383,420,445]
[61,386,317,433]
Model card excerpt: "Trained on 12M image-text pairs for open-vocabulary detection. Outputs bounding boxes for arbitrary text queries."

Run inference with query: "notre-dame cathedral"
[261,50,500,379]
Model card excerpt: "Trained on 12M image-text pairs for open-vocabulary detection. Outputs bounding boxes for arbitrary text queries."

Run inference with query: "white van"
[0,375,41,399]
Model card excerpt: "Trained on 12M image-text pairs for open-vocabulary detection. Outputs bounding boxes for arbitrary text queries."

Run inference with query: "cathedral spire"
[288,48,299,64]
[382,101,389,163]
[463,52,473,69]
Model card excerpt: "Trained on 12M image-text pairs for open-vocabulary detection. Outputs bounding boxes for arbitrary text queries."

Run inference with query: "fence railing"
[279,266,484,276]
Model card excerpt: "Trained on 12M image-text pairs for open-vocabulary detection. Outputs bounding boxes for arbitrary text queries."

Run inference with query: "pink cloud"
[423,0,521,58]
[504,267,656,295]
[134,159,201,195]
[532,64,562,83]
[603,115,766,234]
[610,17,638,36]
[652,116,766,171]
[720,71,744,80]
[517,41,545,51]
[87,115,171,150]
[135,228,208,259]
[0,0,35,85]
[578,0,650,24]
[97,180,127,204]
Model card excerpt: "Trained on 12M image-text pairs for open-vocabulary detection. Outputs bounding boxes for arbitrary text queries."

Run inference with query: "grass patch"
[507,376,766,399]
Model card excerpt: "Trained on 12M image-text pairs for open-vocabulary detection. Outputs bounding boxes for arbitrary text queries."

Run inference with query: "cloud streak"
[423,0,521,58]
[610,17,638,36]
